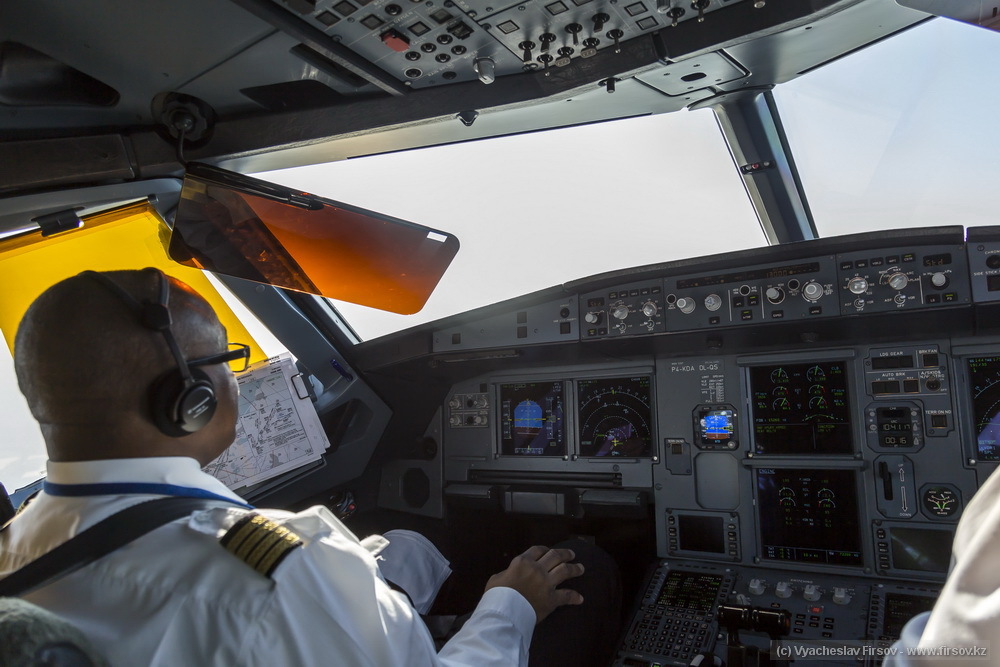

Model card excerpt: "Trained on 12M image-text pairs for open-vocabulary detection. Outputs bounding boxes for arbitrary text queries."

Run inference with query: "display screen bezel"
[497,380,567,457]
[966,355,1000,461]
[888,525,953,574]
[676,513,728,555]
[755,467,864,568]
[748,361,854,456]
[576,375,655,458]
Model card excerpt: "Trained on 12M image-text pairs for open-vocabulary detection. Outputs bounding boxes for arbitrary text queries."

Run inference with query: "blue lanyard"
[43,481,253,509]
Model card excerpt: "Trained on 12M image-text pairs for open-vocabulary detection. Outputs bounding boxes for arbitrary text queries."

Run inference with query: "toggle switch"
[518,40,535,64]
[566,22,582,45]
[592,12,610,32]
[691,0,710,22]
[539,32,557,52]
[606,28,623,53]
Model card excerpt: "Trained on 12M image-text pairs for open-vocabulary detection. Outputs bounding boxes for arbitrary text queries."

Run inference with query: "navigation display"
[578,376,653,457]
[968,356,1000,461]
[750,361,852,455]
[757,468,863,567]
[499,381,565,456]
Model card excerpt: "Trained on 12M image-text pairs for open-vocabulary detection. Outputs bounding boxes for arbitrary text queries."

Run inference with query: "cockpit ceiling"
[1,0,927,188]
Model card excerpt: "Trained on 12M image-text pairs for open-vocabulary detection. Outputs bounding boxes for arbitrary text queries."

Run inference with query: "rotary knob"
[802,281,824,302]
[612,305,630,320]
[473,395,488,409]
[748,578,766,596]
[704,294,722,311]
[803,584,821,602]
[448,397,462,409]
[765,286,785,304]
[676,297,696,314]
[887,272,908,290]
[641,301,658,317]
[584,311,602,324]
[775,581,792,599]
[930,272,949,289]
[848,277,869,295]
[832,587,852,605]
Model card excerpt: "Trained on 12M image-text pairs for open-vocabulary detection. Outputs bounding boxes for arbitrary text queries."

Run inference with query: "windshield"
[774,18,1000,237]
[256,109,763,341]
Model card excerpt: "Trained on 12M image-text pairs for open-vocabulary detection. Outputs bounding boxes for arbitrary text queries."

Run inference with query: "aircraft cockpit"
[3,0,1000,664]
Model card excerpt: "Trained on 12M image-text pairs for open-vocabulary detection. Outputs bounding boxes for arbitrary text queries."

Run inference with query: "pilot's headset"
[80,268,217,436]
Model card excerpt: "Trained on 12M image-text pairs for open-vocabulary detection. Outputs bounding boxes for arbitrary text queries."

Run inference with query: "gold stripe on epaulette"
[220,512,303,577]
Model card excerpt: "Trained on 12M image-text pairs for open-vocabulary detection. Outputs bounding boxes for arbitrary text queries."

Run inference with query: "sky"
[3,16,999,492]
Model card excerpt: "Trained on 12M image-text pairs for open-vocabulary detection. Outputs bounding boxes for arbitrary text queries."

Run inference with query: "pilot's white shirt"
[0,457,535,666]
[884,467,1000,666]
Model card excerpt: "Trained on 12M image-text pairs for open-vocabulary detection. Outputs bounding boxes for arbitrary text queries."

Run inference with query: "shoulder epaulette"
[220,512,303,578]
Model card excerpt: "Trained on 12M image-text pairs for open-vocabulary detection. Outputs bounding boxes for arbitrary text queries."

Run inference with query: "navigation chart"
[204,354,327,490]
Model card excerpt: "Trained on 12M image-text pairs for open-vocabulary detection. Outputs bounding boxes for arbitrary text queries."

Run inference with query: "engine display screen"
[750,361,853,455]
[499,381,565,456]
[757,468,863,567]
[578,376,653,457]
[968,356,1000,461]
[889,527,953,573]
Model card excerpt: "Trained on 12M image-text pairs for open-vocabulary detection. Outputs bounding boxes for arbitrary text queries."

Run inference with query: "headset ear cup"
[149,368,217,437]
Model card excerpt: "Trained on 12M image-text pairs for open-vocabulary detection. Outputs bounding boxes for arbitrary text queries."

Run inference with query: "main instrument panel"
[395,227,1000,665]
[437,333,987,663]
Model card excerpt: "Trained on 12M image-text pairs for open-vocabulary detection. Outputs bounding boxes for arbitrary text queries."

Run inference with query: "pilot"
[884,468,1000,665]
[0,268,616,666]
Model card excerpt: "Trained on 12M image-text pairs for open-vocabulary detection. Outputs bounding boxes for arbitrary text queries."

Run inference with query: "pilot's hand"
[485,545,585,624]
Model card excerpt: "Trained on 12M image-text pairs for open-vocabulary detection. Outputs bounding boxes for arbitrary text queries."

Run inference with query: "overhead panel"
[268,0,749,87]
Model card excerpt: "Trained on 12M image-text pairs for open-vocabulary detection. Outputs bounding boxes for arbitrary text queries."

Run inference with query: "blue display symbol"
[703,412,733,439]
[514,400,543,435]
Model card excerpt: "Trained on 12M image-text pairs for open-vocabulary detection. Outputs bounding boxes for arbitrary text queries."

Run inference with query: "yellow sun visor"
[0,201,265,360]
[168,163,460,315]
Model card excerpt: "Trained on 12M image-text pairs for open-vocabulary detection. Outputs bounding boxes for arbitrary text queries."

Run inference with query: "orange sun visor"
[0,201,265,361]
[168,162,460,315]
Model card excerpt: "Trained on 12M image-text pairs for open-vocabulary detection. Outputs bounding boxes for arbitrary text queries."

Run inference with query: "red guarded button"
[381,29,410,52]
